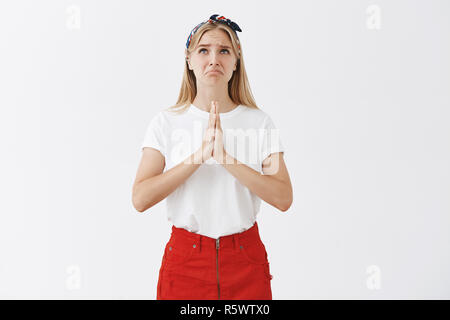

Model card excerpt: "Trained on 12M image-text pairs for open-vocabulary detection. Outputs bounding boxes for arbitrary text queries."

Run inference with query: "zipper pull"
[216,238,220,249]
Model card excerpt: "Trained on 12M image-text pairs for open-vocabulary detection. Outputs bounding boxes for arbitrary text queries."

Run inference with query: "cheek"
[193,57,208,68]
[227,61,236,71]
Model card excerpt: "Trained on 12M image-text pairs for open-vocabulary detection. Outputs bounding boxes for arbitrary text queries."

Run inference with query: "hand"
[193,101,216,164]
[212,101,226,164]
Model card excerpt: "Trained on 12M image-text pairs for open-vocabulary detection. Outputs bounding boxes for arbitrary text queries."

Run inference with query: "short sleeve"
[140,112,166,157]
[260,114,285,163]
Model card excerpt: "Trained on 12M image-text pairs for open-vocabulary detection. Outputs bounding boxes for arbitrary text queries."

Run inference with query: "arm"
[132,148,203,212]
[220,152,293,212]
[134,102,218,212]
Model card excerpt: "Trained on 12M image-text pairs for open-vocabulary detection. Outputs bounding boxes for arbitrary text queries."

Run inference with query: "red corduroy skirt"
[156,221,273,300]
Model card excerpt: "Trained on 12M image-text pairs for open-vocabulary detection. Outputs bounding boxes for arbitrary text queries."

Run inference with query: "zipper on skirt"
[216,238,220,300]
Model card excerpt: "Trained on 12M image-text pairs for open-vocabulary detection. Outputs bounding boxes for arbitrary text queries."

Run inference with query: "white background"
[0,0,449,299]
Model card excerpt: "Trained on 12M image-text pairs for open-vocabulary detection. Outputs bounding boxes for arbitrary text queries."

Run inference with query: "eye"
[198,48,230,54]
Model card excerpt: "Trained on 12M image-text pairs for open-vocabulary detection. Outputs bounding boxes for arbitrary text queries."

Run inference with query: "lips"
[208,70,222,74]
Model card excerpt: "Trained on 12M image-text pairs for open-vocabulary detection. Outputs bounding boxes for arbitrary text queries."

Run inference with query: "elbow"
[135,205,146,213]
[277,190,293,212]
[278,201,292,212]
[133,193,157,213]
[132,196,146,213]
[133,199,153,213]
[132,188,149,213]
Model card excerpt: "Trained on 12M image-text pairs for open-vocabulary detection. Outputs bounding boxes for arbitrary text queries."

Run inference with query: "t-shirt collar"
[188,103,244,119]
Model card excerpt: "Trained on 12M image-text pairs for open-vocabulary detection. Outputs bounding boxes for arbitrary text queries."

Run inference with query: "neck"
[192,84,237,113]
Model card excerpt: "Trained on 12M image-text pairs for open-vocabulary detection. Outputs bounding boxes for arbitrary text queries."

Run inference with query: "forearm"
[134,151,202,212]
[221,153,289,211]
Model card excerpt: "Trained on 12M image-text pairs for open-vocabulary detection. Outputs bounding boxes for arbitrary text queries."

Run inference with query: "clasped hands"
[191,100,229,165]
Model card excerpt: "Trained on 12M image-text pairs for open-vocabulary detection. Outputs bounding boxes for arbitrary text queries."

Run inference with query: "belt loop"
[198,234,202,253]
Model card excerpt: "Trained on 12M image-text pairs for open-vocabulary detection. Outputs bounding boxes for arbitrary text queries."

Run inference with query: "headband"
[185,14,242,50]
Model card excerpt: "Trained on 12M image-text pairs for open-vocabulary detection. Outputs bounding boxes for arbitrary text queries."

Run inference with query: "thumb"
[216,110,222,130]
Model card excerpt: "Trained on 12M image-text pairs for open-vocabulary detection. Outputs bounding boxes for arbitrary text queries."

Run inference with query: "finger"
[207,124,215,141]
[213,103,216,127]
[206,113,215,140]
[215,103,222,130]
[212,102,217,128]
[210,113,216,129]
[208,111,213,128]
[215,112,219,129]
[214,101,219,127]
[208,103,216,129]
[216,119,221,133]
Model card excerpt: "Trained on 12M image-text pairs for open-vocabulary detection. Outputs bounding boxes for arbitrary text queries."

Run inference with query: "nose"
[209,52,220,65]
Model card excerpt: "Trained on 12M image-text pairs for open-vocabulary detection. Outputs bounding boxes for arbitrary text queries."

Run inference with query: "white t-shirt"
[140,103,285,239]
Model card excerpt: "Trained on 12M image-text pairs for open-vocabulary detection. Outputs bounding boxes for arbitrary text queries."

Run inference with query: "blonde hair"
[166,22,259,114]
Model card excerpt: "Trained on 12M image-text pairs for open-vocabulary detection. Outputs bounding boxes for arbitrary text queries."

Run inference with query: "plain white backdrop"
[0,0,449,299]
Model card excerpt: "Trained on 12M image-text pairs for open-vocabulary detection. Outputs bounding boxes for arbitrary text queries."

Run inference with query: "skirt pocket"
[239,241,269,265]
[239,241,273,281]
[163,238,196,268]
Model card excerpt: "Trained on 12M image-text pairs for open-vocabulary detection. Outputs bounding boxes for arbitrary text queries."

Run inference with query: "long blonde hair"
[166,22,259,114]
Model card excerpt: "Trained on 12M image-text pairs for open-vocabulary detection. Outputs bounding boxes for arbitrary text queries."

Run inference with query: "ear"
[186,57,192,70]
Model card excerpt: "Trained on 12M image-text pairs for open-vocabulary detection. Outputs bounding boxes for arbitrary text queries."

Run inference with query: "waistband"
[170,222,262,250]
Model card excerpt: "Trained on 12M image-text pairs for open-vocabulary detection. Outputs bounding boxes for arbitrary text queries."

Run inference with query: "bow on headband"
[185,14,242,50]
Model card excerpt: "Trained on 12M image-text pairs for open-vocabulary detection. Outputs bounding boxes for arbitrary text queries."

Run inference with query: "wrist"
[185,148,203,165]
[195,148,205,165]
[218,150,230,165]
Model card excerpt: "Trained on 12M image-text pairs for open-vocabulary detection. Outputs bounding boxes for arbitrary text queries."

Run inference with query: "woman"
[132,14,293,300]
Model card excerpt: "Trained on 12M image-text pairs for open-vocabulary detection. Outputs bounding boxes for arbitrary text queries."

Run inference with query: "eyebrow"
[197,44,232,49]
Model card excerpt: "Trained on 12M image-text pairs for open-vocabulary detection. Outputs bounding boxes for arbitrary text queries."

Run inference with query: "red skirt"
[156,221,273,300]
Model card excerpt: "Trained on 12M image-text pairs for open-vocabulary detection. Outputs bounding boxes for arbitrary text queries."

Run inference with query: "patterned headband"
[185,14,242,50]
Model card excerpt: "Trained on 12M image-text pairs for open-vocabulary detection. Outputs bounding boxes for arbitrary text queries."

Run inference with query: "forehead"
[197,29,232,47]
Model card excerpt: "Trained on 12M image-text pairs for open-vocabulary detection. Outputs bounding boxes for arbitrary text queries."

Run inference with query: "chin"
[203,77,222,83]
